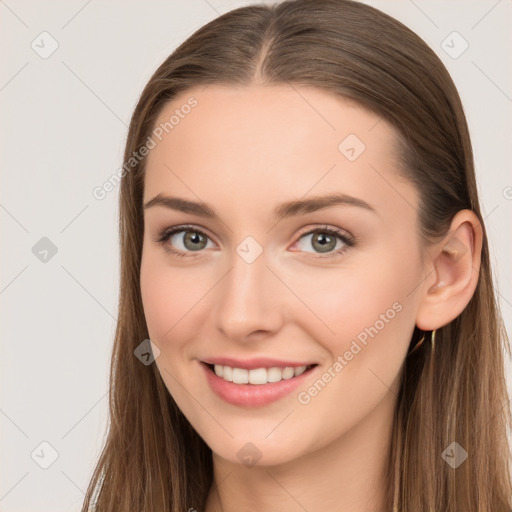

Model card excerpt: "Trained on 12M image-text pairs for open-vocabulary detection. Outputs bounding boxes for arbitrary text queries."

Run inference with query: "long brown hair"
[82,1,512,510]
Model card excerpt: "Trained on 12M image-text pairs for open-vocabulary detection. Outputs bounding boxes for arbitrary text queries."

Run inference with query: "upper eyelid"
[163,224,216,242]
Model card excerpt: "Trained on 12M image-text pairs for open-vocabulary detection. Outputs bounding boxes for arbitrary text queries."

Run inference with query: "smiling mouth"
[203,362,318,385]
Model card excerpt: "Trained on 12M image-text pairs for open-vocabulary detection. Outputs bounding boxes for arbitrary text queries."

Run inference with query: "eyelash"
[155,224,356,260]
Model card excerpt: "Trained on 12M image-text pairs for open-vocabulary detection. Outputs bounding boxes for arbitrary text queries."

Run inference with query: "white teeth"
[267,367,282,383]
[222,365,233,382]
[282,367,295,379]
[212,364,310,384]
[248,368,267,385]
[232,368,249,384]
[294,365,307,377]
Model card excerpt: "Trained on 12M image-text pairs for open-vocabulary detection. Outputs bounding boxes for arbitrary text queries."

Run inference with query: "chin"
[205,434,310,469]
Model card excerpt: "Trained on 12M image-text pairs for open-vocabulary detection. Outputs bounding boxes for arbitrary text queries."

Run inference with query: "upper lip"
[201,357,317,370]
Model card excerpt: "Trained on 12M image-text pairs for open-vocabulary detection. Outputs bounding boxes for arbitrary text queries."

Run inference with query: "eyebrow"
[143,192,376,220]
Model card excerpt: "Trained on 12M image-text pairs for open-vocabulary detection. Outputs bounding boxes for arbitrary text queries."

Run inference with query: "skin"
[139,84,482,512]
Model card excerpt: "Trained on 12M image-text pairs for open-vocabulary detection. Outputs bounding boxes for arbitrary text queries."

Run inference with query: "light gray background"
[1,0,511,510]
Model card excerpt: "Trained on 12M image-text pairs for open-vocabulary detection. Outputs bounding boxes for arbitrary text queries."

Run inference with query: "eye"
[155,225,215,257]
[293,225,355,258]
[155,224,356,260]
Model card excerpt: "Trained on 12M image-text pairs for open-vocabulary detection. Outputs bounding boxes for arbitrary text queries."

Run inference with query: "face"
[140,84,427,466]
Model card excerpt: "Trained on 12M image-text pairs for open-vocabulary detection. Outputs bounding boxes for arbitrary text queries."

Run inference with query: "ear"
[415,209,483,331]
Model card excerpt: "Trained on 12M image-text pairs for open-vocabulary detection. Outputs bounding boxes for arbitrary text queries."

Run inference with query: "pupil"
[314,233,335,253]
[185,231,206,251]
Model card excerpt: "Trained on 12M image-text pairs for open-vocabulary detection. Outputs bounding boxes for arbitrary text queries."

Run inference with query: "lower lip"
[201,362,317,407]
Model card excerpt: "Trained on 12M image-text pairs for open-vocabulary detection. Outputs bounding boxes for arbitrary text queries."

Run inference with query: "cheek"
[288,247,420,360]
[140,250,187,343]
[287,251,419,437]
[140,250,217,352]
[139,255,208,404]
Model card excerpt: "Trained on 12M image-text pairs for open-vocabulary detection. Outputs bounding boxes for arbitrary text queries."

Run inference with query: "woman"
[82,0,512,510]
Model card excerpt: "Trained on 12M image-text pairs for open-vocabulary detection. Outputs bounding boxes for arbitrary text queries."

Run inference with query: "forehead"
[150,83,389,158]
[143,84,416,221]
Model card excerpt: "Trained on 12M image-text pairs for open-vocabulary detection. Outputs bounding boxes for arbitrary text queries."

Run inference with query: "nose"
[213,248,285,343]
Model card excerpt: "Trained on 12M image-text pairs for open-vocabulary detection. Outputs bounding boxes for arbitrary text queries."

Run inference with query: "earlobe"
[415,210,483,331]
